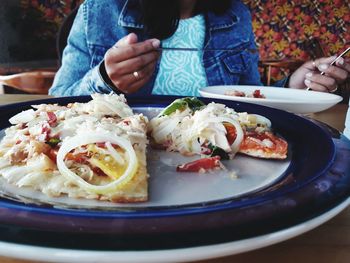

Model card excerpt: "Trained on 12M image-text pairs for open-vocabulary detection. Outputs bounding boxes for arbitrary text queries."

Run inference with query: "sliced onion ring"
[205,117,244,154]
[250,114,272,128]
[57,133,138,194]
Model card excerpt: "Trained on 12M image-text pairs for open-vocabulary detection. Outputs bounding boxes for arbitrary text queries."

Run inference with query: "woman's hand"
[104,33,161,94]
[288,56,350,92]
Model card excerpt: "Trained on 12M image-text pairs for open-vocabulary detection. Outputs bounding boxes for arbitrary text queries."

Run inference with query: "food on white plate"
[225,89,266,99]
[0,93,149,203]
[0,94,288,204]
[149,97,287,172]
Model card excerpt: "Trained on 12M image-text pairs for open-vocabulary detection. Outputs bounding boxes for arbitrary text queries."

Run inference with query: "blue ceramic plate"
[0,95,348,247]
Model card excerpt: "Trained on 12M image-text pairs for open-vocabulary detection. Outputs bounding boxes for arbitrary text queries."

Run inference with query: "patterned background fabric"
[243,0,349,60]
[242,0,350,80]
[10,0,350,81]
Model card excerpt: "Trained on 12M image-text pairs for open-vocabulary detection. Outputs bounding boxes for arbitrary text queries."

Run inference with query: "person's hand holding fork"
[288,52,350,93]
[104,33,161,94]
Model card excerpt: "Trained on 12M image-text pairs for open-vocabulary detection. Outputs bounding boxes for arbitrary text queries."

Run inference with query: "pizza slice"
[0,93,149,203]
[149,97,288,163]
[239,130,288,159]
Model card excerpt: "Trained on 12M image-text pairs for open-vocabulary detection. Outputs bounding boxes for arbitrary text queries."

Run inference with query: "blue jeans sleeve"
[239,31,263,86]
[49,2,113,96]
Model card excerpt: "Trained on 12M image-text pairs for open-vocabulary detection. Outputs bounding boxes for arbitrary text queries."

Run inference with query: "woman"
[49,0,349,96]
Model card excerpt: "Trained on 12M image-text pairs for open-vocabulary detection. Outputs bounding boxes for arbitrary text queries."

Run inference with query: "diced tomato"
[176,156,222,173]
[47,148,58,163]
[252,89,265,99]
[92,167,108,177]
[96,142,106,148]
[223,123,237,145]
[47,112,57,126]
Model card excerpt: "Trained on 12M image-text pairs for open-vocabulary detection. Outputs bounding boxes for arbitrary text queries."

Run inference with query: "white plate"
[0,96,348,263]
[0,148,290,209]
[199,85,343,114]
[0,107,290,209]
[1,197,348,263]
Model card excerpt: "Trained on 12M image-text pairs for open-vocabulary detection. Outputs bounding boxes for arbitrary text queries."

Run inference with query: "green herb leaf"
[46,138,61,147]
[182,97,205,112]
[208,143,230,160]
[160,97,206,116]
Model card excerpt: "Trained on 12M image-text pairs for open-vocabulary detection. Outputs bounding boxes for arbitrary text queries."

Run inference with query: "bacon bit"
[176,156,223,173]
[41,125,51,141]
[15,140,22,145]
[47,112,57,127]
[123,120,131,125]
[42,125,50,134]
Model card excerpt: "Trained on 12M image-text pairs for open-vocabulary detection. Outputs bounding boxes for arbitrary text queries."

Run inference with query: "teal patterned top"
[152,15,207,96]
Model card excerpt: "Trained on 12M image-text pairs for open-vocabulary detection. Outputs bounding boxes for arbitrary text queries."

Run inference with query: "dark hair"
[140,0,231,39]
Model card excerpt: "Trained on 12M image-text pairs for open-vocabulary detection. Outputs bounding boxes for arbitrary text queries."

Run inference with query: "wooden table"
[0,95,348,263]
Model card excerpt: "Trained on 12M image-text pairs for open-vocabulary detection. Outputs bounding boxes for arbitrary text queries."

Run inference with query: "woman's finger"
[110,61,158,93]
[115,33,138,47]
[304,78,329,92]
[125,63,157,94]
[107,39,160,63]
[305,72,337,92]
[111,50,160,76]
[319,64,348,83]
[310,56,337,70]
[335,57,350,73]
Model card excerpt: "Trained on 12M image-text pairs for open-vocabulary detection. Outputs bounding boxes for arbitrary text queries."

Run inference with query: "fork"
[156,47,259,53]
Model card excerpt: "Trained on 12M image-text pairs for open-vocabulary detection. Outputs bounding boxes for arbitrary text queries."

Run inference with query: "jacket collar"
[118,0,239,31]
[206,8,239,31]
[118,0,144,29]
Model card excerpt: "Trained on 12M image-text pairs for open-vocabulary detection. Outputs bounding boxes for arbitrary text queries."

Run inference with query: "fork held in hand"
[156,47,259,53]
[320,47,350,75]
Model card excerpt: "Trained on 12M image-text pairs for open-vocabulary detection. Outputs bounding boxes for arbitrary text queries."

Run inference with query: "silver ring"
[330,86,338,93]
[133,71,140,80]
[312,60,316,68]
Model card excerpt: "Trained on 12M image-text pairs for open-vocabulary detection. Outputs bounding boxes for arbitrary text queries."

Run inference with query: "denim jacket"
[50,0,273,96]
